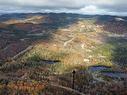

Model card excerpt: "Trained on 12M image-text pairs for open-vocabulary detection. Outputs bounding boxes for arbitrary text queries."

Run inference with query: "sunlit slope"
[19,20,115,73]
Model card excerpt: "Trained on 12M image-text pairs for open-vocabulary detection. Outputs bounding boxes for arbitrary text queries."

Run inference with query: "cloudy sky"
[0,0,127,16]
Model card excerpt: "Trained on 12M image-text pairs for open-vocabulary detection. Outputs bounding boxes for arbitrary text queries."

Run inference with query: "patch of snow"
[81,43,85,49]
[86,49,92,52]
[88,55,93,58]
[53,44,57,47]
[84,59,90,63]
[115,17,125,21]
[99,55,106,58]
[81,25,85,28]
[91,46,95,49]
[98,54,106,58]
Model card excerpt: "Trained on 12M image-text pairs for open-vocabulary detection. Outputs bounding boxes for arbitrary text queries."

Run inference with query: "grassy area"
[19,20,123,74]
[20,45,85,74]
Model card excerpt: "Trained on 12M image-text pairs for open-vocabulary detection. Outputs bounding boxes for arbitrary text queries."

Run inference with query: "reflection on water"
[88,66,111,72]
[88,66,127,80]
[102,72,127,79]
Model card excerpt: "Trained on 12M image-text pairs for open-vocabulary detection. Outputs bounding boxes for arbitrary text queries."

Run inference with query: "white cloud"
[0,0,127,16]
[79,5,107,15]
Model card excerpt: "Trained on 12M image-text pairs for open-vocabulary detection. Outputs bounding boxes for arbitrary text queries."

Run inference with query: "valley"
[0,13,127,95]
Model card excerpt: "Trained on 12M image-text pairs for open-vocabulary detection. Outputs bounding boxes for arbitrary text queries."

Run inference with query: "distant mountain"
[0,13,127,60]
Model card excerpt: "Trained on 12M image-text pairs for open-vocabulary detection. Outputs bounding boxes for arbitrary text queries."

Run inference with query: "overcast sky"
[0,0,127,16]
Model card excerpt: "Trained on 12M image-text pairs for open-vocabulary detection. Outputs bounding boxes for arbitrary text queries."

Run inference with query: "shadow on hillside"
[94,17,127,67]
[95,17,127,34]
[106,37,127,67]
[0,13,80,61]
[0,13,80,41]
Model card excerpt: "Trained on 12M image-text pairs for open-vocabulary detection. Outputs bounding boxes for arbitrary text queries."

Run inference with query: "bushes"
[0,63,24,72]
[27,53,41,62]
[20,45,86,74]
[5,80,45,95]
[22,47,68,62]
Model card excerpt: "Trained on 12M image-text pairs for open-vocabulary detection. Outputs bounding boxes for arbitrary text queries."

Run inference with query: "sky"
[0,0,127,16]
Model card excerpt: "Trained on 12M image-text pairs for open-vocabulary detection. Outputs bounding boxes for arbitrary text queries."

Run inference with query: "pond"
[41,60,60,64]
[102,72,127,79]
[88,65,127,80]
[88,66,111,72]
